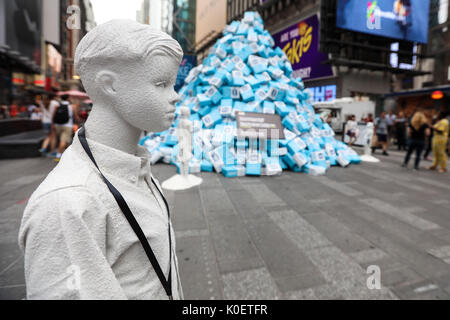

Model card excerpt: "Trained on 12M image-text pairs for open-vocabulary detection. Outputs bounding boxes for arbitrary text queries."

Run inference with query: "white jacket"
[18,130,183,300]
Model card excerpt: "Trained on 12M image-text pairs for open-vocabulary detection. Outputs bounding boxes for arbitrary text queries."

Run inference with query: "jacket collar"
[72,130,151,184]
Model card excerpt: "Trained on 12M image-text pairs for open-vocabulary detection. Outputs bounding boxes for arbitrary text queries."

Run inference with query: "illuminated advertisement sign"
[272,15,333,81]
[336,0,430,43]
[175,55,197,92]
[308,85,337,102]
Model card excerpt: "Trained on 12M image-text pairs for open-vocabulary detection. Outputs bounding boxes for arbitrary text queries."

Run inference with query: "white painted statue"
[360,122,380,163]
[177,107,193,176]
[18,20,184,300]
[161,107,203,190]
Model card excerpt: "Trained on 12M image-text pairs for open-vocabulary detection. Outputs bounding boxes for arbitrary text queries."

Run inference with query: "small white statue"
[360,122,380,163]
[177,107,193,176]
[162,107,202,190]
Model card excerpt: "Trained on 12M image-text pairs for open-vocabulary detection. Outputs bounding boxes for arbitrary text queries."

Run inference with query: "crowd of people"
[1,93,91,161]
[344,108,449,173]
[37,93,83,161]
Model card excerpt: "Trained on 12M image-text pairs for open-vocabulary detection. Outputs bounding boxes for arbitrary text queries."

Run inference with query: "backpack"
[53,101,70,124]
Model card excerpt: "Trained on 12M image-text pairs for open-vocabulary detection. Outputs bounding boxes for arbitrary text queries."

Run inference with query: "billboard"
[272,15,333,81]
[4,0,43,65]
[307,85,337,102]
[336,0,430,43]
[43,0,60,45]
[195,0,227,46]
[175,55,197,92]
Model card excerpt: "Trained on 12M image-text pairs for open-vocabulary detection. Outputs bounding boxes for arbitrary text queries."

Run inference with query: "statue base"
[162,174,203,191]
[360,154,380,163]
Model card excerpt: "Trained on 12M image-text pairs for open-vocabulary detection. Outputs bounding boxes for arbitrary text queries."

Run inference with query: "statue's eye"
[155,81,167,88]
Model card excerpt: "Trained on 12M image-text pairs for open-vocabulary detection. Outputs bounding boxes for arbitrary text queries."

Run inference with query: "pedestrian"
[423,112,436,162]
[30,107,42,120]
[345,114,359,146]
[39,94,58,155]
[0,105,8,119]
[402,108,430,170]
[386,109,397,144]
[395,111,408,151]
[374,111,389,156]
[52,94,77,161]
[365,113,374,123]
[429,111,449,173]
[9,101,18,118]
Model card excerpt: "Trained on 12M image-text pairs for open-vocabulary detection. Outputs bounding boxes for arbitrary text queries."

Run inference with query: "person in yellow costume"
[430,111,449,173]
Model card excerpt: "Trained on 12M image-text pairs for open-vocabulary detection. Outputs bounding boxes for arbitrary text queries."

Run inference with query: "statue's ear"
[95,71,117,96]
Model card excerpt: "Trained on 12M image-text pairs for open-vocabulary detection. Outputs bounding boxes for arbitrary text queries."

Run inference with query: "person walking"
[429,111,449,173]
[402,108,430,170]
[345,114,359,146]
[423,113,436,162]
[395,111,408,151]
[52,94,77,161]
[374,111,389,156]
[386,109,397,144]
[38,94,58,155]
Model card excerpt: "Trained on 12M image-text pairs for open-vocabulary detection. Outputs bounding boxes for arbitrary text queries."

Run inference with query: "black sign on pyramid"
[140,11,361,178]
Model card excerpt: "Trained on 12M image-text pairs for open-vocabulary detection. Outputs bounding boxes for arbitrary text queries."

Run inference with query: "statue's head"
[75,20,183,132]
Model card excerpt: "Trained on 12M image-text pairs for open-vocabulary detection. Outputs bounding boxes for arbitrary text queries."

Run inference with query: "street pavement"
[1,148,450,300]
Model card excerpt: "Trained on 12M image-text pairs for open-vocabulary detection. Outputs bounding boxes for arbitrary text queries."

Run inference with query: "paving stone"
[0,256,24,288]
[175,229,209,238]
[0,286,26,300]
[208,215,264,274]
[3,174,47,187]
[241,183,286,208]
[226,189,267,220]
[218,175,245,191]
[222,268,281,300]
[324,202,450,279]
[305,246,398,300]
[199,187,236,219]
[242,216,320,282]
[351,166,429,193]
[262,179,323,214]
[172,188,206,231]
[427,246,450,259]
[381,267,424,288]
[274,273,326,293]
[392,280,450,300]
[175,235,222,300]
[360,198,440,231]
[313,176,363,197]
[302,211,374,254]
[0,243,22,274]
[350,249,389,264]
[268,210,332,251]
[0,204,25,244]
[269,210,397,299]
[283,284,344,300]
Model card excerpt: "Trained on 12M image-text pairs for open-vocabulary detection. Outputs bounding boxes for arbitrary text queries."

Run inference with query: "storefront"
[385,86,450,118]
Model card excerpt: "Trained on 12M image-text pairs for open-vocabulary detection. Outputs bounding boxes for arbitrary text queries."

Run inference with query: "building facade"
[60,0,96,91]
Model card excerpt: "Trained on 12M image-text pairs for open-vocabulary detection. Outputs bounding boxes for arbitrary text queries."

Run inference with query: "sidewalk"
[1,149,450,299]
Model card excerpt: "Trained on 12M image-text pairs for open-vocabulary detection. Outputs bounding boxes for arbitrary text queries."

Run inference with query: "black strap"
[78,127,173,299]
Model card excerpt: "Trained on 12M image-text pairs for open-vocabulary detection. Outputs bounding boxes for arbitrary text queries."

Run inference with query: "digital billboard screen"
[336,0,430,43]
[272,14,334,81]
